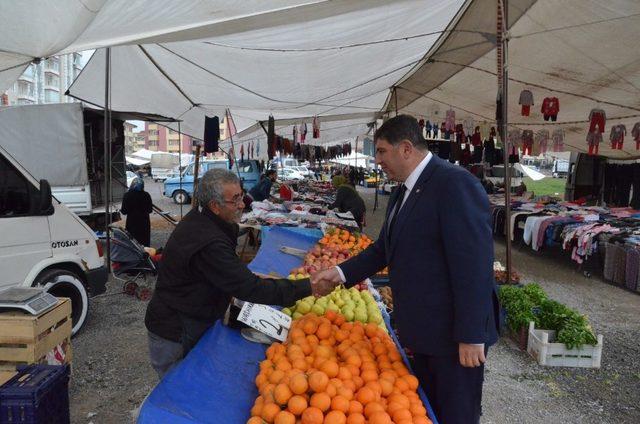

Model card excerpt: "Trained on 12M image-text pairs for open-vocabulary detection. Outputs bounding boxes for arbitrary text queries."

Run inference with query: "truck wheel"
[34,269,88,336]
[173,190,190,205]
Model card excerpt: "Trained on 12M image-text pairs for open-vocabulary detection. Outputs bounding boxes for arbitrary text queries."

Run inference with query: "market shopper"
[328,175,366,230]
[145,169,334,378]
[120,177,153,246]
[312,115,499,424]
[248,169,277,201]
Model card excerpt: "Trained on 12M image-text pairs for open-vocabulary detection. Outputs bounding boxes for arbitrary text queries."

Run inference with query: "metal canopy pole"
[498,0,512,282]
[103,47,112,272]
[178,121,183,219]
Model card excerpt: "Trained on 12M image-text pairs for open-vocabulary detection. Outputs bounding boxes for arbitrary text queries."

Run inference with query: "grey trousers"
[147,331,183,379]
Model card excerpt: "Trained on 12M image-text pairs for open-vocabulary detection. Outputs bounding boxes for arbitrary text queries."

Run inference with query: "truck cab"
[164,159,261,204]
[0,145,107,335]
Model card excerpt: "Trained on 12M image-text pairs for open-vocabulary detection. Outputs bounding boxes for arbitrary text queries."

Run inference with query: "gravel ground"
[68,180,640,423]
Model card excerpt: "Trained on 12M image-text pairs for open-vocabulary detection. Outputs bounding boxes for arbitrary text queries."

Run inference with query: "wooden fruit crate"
[0,298,72,371]
[527,322,603,368]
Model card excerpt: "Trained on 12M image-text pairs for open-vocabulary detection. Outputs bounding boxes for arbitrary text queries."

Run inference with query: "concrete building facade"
[144,122,194,154]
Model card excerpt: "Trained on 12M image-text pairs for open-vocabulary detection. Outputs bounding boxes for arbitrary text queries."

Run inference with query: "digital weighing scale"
[0,288,59,315]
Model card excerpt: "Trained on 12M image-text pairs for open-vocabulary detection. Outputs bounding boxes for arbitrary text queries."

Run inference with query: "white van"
[0,144,107,334]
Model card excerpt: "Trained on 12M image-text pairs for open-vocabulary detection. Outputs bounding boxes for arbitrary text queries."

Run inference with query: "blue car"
[164,159,261,204]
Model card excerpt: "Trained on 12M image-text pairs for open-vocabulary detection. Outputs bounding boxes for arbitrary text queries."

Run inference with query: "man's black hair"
[374,114,428,150]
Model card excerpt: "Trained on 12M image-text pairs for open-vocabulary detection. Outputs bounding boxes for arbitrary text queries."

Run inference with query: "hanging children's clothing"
[521,129,534,155]
[441,123,448,139]
[432,123,439,139]
[587,132,602,155]
[632,122,640,150]
[610,124,626,150]
[535,129,549,154]
[445,109,456,132]
[463,118,474,140]
[312,117,320,139]
[484,138,496,165]
[471,127,482,147]
[300,122,307,142]
[519,89,534,116]
[425,120,432,139]
[588,108,606,133]
[552,128,565,152]
[479,122,491,140]
[455,123,465,143]
[541,97,560,121]
[293,125,298,143]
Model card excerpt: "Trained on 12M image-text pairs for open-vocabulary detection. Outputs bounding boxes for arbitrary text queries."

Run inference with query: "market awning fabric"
[64,0,466,141]
[124,156,150,166]
[393,0,640,159]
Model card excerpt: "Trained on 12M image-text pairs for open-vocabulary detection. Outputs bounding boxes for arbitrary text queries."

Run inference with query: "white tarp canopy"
[392,0,640,159]
[131,149,156,160]
[329,152,374,169]
[514,163,545,181]
[125,156,150,166]
[61,0,465,140]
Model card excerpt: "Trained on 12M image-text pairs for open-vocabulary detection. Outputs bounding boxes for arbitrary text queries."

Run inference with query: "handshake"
[310,267,344,297]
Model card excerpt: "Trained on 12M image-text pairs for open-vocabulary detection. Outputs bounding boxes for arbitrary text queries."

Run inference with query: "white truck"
[151,152,180,182]
[0,103,126,229]
[0,143,107,335]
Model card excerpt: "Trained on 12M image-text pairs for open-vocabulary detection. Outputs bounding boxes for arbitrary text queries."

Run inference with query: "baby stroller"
[109,226,159,300]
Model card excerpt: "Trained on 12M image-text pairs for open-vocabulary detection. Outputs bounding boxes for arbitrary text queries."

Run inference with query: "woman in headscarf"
[121,177,153,246]
[329,175,366,230]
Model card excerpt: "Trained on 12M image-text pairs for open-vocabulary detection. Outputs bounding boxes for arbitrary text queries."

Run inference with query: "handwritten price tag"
[238,303,292,342]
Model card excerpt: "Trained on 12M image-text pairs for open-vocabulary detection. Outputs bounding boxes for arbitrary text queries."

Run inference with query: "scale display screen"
[0,288,59,315]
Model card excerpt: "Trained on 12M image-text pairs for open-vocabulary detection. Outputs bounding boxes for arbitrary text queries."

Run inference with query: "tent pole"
[226,109,242,179]
[499,0,513,283]
[373,122,379,212]
[178,121,183,219]
[103,47,111,272]
[191,144,202,207]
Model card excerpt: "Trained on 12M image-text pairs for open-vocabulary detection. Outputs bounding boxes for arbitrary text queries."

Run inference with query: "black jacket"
[145,207,311,342]
[121,190,152,246]
[329,185,366,226]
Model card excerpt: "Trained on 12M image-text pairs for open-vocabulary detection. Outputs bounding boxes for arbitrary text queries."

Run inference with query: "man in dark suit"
[312,115,499,423]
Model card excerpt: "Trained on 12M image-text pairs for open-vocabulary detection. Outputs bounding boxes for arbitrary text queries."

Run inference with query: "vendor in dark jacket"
[329,175,366,229]
[144,168,333,378]
[248,169,277,201]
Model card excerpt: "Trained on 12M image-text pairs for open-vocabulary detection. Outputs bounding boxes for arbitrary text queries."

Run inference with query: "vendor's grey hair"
[196,168,240,206]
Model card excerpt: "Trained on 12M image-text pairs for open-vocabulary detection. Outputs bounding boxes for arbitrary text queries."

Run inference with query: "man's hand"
[459,343,486,367]
[310,268,342,297]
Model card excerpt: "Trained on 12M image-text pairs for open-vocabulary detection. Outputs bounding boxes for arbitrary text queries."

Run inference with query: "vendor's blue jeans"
[147,331,183,379]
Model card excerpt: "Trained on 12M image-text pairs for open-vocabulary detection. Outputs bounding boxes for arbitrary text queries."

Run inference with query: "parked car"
[278,168,305,181]
[164,159,261,204]
[294,166,313,178]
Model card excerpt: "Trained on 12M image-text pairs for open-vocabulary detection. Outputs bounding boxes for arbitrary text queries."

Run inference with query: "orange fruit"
[336,386,353,401]
[394,378,409,392]
[361,370,378,383]
[261,403,281,422]
[320,360,339,378]
[410,403,428,417]
[300,406,324,424]
[274,410,296,424]
[413,417,433,424]
[316,323,332,340]
[309,392,331,412]
[324,410,347,424]
[348,400,363,414]
[368,411,392,424]
[363,401,385,418]
[308,371,329,392]
[355,387,375,405]
[303,320,318,335]
[274,383,293,406]
[403,374,419,391]
[247,417,264,424]
[269,370,285,384]
[346,412,366,424]
[289,373,309,395]
[331,395,350,413]
[287,395,308,416]
[250,401,263,417]
[392,408,413,422]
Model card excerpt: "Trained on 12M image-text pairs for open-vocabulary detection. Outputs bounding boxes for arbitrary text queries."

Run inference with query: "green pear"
[297,301,312,314]
[354,308,368,323]
[340,291,352,301]
[316,298,328,308]
[327,302,340,313]
[311,304,325,315]
[282,307,292,317]
[303,296,315,304]
[368,311,383,324]
[349,287,360,296]
[335,298,345,308]
[292,311,304,320]
[343,309,355,321]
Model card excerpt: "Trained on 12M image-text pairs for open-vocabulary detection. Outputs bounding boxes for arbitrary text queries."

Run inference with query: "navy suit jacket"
[340,155,500,356]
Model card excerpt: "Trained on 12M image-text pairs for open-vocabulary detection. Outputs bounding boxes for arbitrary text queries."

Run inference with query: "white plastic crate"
[527,322,603,368]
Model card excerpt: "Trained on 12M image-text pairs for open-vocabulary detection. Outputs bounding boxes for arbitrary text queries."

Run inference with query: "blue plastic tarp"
[138,322,264,423]
[247,226,322,277]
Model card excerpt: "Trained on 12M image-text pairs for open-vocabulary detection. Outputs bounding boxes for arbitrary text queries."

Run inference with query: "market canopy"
[125,156,150,166]
[60,0,465,141]
[392,0,640,159]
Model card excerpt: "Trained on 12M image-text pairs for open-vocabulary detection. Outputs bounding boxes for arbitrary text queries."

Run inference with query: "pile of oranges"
[247,311,433,424]
[318,228,373,255]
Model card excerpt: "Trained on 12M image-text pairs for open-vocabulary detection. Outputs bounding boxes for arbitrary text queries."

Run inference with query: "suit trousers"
[412,349,487,424]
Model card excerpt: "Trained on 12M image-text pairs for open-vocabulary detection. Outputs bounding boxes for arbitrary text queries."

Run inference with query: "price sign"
[238,303,292,342]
